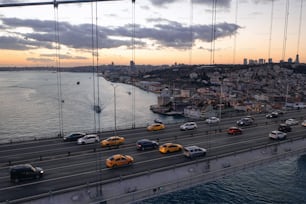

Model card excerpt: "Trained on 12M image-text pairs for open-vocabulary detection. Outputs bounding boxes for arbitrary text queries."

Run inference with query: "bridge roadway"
[0,109,305,203]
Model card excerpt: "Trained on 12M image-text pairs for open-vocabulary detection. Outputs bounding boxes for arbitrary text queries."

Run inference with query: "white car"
[77,134,99,144]
[205,117,220,124]
[269,130,287,140]
[285,118,299,126]
[180,122,197,131]
[302,120,306,127]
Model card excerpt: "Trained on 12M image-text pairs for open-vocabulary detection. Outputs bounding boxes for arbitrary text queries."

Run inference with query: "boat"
[93,105,101,113]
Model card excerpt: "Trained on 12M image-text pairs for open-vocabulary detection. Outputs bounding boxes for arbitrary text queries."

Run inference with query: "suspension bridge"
[0,0,305,203]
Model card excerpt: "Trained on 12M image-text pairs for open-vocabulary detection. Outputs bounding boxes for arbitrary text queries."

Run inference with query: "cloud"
[149,0,232,8]
[26,53,89,63]
[251,0,275,4]
[26,57,54,63]
[192,0,232,8]
[0,35,52,50]
[144,18,241,48]
[149,0,178,7]
[0,17,241,51]
[40,53,88,60]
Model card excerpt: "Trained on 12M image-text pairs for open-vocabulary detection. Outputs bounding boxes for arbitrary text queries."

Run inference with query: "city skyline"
[0,0,305,67]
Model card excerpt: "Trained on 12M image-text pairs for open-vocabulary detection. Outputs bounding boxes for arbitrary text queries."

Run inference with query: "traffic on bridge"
[0,109,305,203]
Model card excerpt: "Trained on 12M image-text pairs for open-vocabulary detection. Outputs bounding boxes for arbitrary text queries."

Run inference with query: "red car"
[227,127,242,135]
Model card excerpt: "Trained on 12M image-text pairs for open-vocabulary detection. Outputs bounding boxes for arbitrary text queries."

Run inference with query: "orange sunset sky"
[0,0,305,67]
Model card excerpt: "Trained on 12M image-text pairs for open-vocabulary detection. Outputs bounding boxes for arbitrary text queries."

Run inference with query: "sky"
[0,0,305,67]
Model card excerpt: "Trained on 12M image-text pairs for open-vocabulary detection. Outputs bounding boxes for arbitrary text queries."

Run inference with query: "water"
[140,155,306,204]
[0,71,183,142]
[1,71,306,203]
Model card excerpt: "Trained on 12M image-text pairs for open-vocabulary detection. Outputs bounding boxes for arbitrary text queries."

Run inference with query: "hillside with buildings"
[103,63,306,119]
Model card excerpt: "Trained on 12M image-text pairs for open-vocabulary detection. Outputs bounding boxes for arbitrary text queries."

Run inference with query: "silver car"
[183,145,207,159]
[77,134,99,145]
[285,118,299,126]
[180,122,197,131]
[205,117,220,124]
[269,130,287,140]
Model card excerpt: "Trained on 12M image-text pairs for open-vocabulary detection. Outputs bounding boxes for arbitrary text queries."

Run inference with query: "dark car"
[278,124,292,132]
[10,164,44,183]
[136,139,159,150]
[63,132,86,142]
[266,112,278,119]
[236,118,253,126]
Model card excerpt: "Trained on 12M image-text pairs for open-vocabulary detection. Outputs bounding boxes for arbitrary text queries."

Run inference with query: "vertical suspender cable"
[281,0,289,62]
[210,0,217,65]
[91,2,97,132]
[268,0,274,62]
[232,0,238,65]
[94,3,102,197]
[210,0,214,65]
[189,0,193,65]
[213,0,217,65]
[296,0,303,56]
[95,1,101,133]
[131,0,136,128]
[54,1,64,137]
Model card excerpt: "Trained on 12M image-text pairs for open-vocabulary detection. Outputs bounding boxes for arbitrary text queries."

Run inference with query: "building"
[243,58,248,65]
[295,54,300,64]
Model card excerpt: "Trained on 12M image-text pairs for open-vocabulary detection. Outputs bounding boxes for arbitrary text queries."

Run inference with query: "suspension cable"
[232,0,238,65]
[131,0,136,128]
[281,0,289,62]
[95,1,101,133]
[268,0,274,62]
[91,2,97,132]
[0,0,122,8]
[296,0,303,56]
[213,0,217,65]
[210,0,217,65]
[54,2,64,137]
[189,0,193,65]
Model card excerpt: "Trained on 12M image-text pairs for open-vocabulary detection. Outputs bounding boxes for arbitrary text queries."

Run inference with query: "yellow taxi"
[105,154,134,168]
[159,143,183,153]
[100,136,125,147]
[147,123,165,131]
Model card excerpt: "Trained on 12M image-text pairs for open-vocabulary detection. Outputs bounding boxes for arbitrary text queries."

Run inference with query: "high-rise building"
[295,54,300,64]
[130,60,135,70]
[243,58,248,65]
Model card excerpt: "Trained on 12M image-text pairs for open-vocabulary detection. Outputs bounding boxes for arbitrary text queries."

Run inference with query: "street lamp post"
[219,82,222,121]
[111,84,118,133]
[219,76,226,122]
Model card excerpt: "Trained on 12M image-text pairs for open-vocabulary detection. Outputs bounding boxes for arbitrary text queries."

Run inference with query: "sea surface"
[1,71,306,204]
[0,71,184,142]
